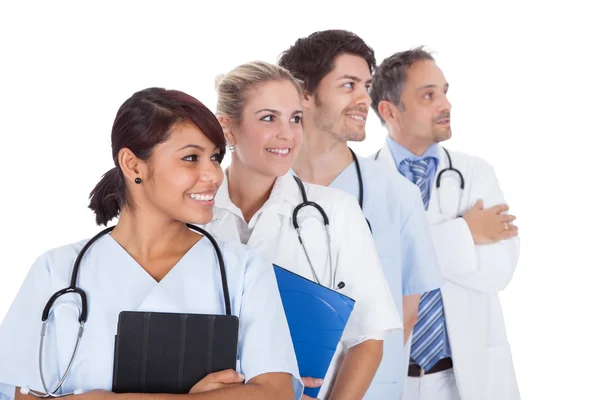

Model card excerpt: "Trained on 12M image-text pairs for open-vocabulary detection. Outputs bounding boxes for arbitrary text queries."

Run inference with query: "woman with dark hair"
[0,88,302,400]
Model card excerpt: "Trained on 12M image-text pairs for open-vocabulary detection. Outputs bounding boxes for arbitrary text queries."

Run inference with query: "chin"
[345,131,366,142]
[340,127,366,142]
[434,128,452,142]
[260,163,293,178]
[184,210,214,226]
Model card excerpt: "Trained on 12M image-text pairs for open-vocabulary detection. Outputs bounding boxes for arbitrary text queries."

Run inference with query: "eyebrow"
[255,109,304,115]
[255,108,281,115]
[177,144,220,152]
[417,83,450,90]
[337,74,373,84]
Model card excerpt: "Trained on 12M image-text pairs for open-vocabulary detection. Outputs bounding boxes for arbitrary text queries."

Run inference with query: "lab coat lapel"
[374,141,397,173]
[208,176,249,244]
[427,146,445,223]
[376,141,447,222]
[246,173,296,255]
[209,207,243,244]
[429,147,464,221]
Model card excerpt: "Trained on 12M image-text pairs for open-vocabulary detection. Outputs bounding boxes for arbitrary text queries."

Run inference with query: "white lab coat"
[202,171,403,399]
[373,142,520,400]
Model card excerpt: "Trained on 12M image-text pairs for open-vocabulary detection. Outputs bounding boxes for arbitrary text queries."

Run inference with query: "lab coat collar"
[385,136,440,168]
[378,137,446,172]
[212,170,302,222]
[374,139,397,171]
[377,138,450,220]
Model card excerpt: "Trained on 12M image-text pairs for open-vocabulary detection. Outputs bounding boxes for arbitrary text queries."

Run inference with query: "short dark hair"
[370,47,435,123]
[278,29,376,93]
[88,88,226,226]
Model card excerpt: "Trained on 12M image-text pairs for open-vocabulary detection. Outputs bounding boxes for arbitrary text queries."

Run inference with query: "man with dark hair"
[370,47,520,400]
[280,30,442,400]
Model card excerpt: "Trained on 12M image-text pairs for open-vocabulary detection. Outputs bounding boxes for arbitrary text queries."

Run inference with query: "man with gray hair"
[370,47,521,400]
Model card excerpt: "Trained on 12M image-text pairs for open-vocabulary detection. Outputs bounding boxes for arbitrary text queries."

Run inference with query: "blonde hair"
[215,61,303,127]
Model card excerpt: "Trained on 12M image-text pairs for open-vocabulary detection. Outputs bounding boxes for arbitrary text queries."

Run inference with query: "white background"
[0,0,598,398]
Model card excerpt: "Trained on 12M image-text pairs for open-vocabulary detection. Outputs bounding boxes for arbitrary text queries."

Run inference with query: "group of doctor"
[0,29,520,400]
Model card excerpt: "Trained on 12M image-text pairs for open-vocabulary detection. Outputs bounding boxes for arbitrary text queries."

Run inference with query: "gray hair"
[370,47,435,123]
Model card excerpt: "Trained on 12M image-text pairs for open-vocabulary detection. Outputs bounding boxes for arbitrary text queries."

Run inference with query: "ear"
[218,115,237,147]
[377,100,398,124]
[118,148,145,183]
[300,89,313,109]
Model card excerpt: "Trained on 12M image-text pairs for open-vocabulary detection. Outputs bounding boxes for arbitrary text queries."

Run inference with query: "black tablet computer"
[112,311,239,394]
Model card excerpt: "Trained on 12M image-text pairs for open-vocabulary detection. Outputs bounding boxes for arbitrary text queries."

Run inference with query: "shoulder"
[33,238,90,273]
[359,155,422,200]
[443,148,495,173]
[215,238,271,274]
[303,180,359,206]
[216,238,254,264]
[19,238,93,287]
[302,182,367,225]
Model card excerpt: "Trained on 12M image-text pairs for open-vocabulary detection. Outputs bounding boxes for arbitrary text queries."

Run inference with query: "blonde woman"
[203,61,402,400]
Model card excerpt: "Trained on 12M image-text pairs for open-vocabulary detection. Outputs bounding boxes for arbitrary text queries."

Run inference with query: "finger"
[301,376,324,388]
[207,369,245,384]
[474,199,484,209]
[499,227,519,240]
[490,204,509,214]
[500,214,516,223]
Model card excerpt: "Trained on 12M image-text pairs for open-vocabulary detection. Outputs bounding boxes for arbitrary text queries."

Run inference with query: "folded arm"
[429,160,519,293]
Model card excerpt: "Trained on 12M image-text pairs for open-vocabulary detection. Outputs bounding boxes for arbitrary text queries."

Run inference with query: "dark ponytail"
[87,87,226,226]
[88,167,125,226]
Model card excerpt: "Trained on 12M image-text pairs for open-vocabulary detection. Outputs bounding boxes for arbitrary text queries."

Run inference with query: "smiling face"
[228,79,303,178]
[304,53,372,142]
[135,120,224,224]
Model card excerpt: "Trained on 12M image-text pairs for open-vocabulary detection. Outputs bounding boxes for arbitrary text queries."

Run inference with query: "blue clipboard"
[273,264,355,398]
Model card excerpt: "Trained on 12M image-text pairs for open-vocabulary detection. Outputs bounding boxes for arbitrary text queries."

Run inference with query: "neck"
[227,156,276,222]
[110,208,195,261]
[293,123,353,186]
[388,127,433,157]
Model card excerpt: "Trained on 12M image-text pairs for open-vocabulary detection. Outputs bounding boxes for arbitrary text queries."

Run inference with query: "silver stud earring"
[228,145,235,153]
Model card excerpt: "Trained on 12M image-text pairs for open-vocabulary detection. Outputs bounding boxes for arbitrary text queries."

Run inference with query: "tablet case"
[112,311,239,394]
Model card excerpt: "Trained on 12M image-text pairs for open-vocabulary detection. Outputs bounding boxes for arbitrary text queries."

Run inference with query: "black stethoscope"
[350,148,372,232]
[24,225,230,398]
[373,145,465,214]
[291,175,345,291]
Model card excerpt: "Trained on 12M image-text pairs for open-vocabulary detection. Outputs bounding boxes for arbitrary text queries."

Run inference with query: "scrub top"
[0,233,303,399]
[329,155,442,399]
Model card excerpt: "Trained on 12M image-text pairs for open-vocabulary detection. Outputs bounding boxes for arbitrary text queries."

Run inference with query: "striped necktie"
[402,158,448,372]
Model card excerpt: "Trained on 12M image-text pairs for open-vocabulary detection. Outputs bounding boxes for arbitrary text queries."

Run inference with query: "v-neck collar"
[105,233,208,284]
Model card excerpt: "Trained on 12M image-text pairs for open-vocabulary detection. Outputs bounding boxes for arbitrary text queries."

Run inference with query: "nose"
[199,159,223,183]
[439,93,452,113]
[354,85,372,108]
[276,119,295,141]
